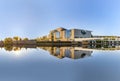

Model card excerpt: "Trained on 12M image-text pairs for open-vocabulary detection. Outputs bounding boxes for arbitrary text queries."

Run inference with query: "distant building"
[48,27,92,41]
[93,36,120,40]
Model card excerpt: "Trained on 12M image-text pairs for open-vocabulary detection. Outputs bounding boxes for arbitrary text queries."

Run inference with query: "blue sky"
[0,0,120,39]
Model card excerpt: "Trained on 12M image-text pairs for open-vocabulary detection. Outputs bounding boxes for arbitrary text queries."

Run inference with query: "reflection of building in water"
[90,45,120,51]
[81,42,120,51]
[39,47,92,59]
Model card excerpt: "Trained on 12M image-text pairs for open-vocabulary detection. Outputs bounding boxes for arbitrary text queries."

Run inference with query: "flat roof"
[71,28,92,32]
[50,27,92,32]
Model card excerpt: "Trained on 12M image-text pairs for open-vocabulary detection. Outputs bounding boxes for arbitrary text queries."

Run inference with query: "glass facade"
[65,30,71,38]
[81,30,86,35]
[55,48,60,55]
[55,32,60,38]
[64,49,71,58]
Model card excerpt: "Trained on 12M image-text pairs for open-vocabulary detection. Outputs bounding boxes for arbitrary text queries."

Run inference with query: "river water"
[0,46,120,81]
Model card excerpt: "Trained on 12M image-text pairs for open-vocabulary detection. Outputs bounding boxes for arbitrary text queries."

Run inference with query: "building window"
[64,49,71,58]
[56,32,60,38]
[74,36,79,38]
[65,30,71,38]
[55,48,60,55]
[81,30,86,35]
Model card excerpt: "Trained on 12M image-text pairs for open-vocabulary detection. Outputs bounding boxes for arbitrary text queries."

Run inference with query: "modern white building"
[48,27,92,41]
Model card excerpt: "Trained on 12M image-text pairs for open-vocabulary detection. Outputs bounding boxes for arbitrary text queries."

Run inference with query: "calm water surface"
[0,47,120,81]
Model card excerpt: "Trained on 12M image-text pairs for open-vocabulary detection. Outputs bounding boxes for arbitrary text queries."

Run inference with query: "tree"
[23,38,29,41]
[4,38,13,45]
[13,36,21,41]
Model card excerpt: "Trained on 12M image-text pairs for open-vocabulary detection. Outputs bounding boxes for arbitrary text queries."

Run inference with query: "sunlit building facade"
[48,27,92,41]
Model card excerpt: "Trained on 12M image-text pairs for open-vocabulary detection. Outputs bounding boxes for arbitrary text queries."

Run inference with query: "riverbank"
[1,39,120,47]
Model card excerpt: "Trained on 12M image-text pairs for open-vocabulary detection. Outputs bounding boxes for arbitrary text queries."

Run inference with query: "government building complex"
[48,27,92,41]
[37,27,120,46]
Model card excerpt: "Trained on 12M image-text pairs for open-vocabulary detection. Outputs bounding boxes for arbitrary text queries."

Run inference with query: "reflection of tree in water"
[4,45,13,51]
[4,45,21,51]
[13,47,21,51]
